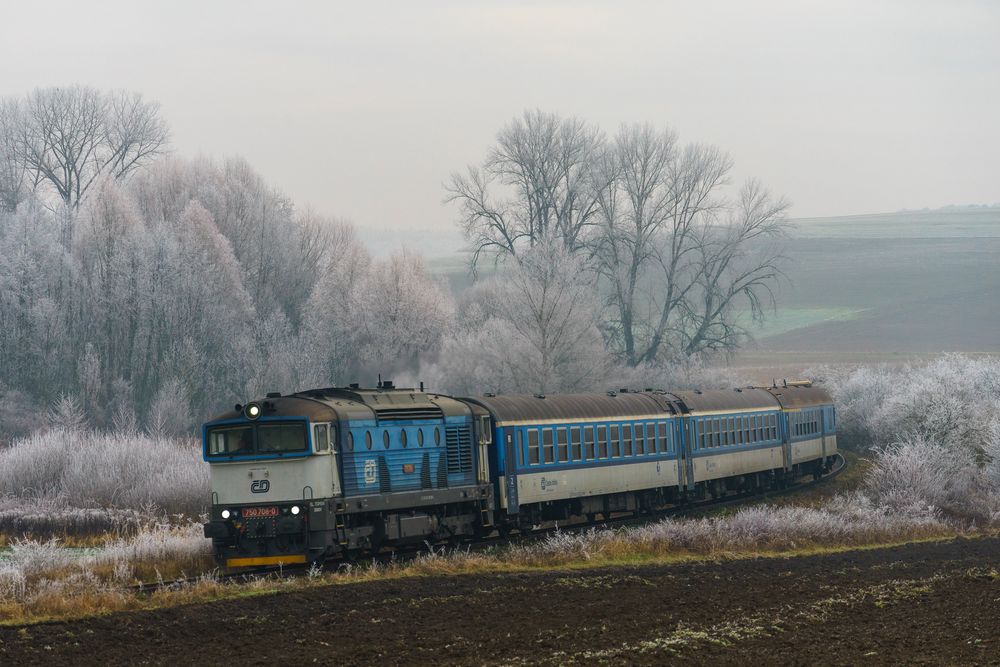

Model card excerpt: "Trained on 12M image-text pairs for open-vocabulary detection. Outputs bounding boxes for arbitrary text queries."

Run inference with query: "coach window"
[400,429,408,448]
[570,427,582,461]
[557,428,568,462]
[635,423,645,455]
[528,429,540,465]
[543,429,555,464]
[657,422,668,453]
[597,425,608,458]
[623,424,633,457]
[609,425,621,458]
[645,423,656,454]
[365,431,373,450]
[584,426,595,459]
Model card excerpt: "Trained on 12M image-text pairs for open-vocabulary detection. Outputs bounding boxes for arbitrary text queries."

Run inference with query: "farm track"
[3,531,999,665]
[134,454,847,592]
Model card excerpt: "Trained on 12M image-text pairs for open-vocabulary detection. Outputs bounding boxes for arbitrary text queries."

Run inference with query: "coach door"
[475,415,492,484]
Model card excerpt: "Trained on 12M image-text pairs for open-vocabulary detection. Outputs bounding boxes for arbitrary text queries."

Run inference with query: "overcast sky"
[2,1,997,230]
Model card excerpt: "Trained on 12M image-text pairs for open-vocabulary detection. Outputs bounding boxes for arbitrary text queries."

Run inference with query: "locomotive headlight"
[221,509,231,520]
[290,505,300,515]
[245,403,261,419]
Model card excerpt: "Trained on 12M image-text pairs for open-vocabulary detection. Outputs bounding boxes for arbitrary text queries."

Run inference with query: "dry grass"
[0,496,968,626]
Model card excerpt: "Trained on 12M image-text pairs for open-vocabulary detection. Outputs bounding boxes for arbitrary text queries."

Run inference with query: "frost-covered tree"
[356,251,454,374]
[4,86,168,214]
[428,240,610,395]
[296,221,371,387]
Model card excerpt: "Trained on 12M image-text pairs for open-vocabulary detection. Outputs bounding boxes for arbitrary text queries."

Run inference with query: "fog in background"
[2,1,997,234]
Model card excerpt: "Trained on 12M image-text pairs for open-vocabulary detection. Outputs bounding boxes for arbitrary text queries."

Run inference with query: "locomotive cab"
[203,385,492,568]
[202,398,344,567]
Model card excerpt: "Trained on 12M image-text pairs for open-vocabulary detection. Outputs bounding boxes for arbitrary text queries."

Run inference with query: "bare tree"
[592,125,785,365]
[679,179,788,356]
[445,110,608,272]
[9,86,168,213]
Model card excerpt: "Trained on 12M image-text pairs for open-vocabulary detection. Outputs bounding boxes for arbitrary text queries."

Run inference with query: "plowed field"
[3,537,1000,665]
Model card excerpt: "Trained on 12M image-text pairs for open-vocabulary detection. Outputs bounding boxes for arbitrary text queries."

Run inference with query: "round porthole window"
[346,432,354,451]
[365,431,372,450]
[434,428,441,446]
[417,429,424,447]
[383,431,390,449]
[400,430,408,448]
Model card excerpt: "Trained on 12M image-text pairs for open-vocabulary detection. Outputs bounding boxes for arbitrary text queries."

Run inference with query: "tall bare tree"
[9,86,169,213]
[446,110,608,271]
[592,126,786,365]
[454,113,789,366]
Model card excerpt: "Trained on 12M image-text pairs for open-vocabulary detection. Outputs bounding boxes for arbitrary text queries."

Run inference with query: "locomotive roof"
[763,385,833,409]
[669,388,780,414]
[205,387,471,425]
[465,392,676,425]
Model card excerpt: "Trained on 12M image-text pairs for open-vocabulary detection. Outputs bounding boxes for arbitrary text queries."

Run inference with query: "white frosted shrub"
[0,427,208,519]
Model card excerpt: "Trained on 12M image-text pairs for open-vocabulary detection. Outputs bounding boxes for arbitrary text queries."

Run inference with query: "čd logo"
[250,479,270,494]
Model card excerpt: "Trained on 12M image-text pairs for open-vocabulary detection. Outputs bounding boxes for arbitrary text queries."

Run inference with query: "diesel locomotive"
[202,381,837,567]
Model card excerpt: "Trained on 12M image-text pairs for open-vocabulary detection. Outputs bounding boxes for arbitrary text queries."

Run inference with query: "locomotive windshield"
[206,422,308,458]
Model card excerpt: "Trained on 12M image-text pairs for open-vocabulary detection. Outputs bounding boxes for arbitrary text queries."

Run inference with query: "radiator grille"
[377,407,443,421]
[446,425,473,475]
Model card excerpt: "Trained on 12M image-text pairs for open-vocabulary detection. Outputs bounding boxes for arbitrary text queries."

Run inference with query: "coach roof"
[466,392,676,424]
[670,388,781,414]
[763,385,833,410]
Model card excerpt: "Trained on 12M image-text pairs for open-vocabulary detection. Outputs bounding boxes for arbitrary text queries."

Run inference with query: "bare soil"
[3,537,1000,666]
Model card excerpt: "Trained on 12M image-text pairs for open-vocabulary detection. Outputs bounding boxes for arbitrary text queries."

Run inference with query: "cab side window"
[313,424,330,452]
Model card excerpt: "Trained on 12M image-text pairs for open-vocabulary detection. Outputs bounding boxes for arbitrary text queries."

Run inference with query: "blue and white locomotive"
[202,381,836,567]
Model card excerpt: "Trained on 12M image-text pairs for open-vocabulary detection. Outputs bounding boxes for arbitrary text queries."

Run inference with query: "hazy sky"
[2,1,997,230]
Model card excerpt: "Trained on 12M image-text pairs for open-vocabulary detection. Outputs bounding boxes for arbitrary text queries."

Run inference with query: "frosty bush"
[815,355,1000,523]
[0,427,208,521]
[817,355,1000,452]
[503,497,950,565]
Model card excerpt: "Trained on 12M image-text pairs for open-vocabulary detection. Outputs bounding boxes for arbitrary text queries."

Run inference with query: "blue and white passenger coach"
[202,382,836,566]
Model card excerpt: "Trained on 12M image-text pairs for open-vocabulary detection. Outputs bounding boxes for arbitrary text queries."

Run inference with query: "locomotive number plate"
[243,506,279,518]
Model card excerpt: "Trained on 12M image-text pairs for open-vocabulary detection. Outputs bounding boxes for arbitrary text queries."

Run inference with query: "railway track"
[133,453,847,593]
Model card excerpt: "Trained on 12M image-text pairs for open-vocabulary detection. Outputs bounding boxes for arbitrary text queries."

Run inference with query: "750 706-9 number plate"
[242,506,279,518]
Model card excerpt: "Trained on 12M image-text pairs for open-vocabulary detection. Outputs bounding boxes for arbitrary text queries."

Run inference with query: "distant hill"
[787,205,1000,239]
